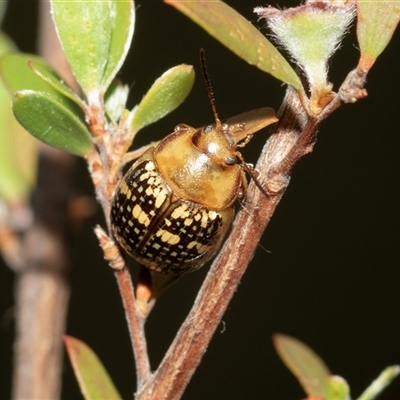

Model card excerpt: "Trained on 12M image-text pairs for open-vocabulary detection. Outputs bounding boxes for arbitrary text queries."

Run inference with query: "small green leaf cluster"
[274,334,399,400]
[167,0,400,116]
[0,0,195,201]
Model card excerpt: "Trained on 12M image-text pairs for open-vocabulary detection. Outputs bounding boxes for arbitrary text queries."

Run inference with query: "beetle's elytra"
[110,121,244,275]
[110,50,269,275]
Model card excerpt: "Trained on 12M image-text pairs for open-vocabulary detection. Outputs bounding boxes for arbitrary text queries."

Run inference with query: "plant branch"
[135,88,297,400]
[115,267,151,387]
[94,226,151,386]
[91,141,153,389]
[137,65,367,398]
[87,81,156,390]
[12,147,73,400]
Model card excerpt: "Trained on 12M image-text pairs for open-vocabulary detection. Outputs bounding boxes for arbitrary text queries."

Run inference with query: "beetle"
[110,50,276,275]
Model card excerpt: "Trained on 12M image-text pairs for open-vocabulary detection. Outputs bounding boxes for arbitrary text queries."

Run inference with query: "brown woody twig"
[136,67,368,399]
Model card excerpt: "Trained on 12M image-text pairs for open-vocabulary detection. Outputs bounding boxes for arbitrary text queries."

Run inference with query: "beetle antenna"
[199,48,221,129]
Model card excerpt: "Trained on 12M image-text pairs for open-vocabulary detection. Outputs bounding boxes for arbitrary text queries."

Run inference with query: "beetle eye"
[225,156,237,166]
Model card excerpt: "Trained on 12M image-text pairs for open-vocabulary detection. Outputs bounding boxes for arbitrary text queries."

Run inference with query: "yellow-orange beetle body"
[110,50,276,274]
[110,121,247,275]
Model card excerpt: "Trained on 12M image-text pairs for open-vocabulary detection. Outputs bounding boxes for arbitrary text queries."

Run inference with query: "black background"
[1,1,400,399]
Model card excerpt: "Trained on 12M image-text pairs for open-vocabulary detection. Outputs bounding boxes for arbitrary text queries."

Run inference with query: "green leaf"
[256,4,355,94]
[0,37,38,201]
[356,365,400,400]
[324,376,351,400]
[0,53,82,109]
[28,59,84,107]
[357,1,400,71]
[0,96,37,201]
[103,0,135,91]
[51,0,135,96]
[64,336,122,400]
[273,333,331,397]
[0,32,16,54]
[1,53,90,158]
[165,0,301,90]
[13,90,93,156]
[131,64,195,132]
[1,53,60,95]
